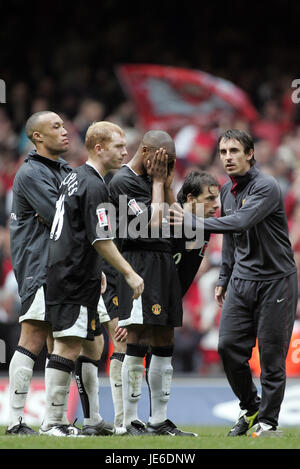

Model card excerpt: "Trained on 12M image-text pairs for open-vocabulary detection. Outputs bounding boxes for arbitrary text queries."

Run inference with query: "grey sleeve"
[203,179,280,234]
[182,179,280,288]
[19,170,59,227]
[217,232,235,289]
[216,199,235,289]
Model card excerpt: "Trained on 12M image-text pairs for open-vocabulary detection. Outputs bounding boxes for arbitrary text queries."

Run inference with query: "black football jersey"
[46,163,113,308]
[172,230,211,297]
[109,165,173,252]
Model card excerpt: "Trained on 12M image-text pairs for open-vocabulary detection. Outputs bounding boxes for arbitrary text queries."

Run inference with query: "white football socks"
[109,353,124,429]
[148,354,173,425]
[122,354,145,427]
[75,356,102,426]
[46,354,70,425]
[7,348,36,428]
[42,355,74,430]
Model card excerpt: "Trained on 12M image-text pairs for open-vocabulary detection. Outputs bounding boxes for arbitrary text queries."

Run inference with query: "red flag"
[117,64,258,132]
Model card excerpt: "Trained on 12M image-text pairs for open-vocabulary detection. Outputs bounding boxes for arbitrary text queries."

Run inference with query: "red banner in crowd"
[117,64,258,132]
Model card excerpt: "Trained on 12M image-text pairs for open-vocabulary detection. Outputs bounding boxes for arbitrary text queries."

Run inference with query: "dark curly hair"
[177,171,220,204]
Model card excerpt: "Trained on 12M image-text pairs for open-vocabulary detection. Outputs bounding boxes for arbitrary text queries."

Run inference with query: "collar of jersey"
[26,150,65,168]
[85,162,105,183]
[123,163,139,176]
[229,165,259,193]
[123,164,151,182]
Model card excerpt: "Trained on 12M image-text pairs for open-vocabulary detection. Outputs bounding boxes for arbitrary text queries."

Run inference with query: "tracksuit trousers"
[218,272,298,427]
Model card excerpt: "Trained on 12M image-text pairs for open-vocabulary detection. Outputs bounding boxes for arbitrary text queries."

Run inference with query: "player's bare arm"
[146,148,168,227]
[164,158,176,206]
[93,239,144,299]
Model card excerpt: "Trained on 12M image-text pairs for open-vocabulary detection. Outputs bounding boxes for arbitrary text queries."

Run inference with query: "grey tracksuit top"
[188,166,297,288]
[9,151,71,302]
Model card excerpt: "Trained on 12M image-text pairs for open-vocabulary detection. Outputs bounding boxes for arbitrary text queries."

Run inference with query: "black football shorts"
[19,285,47,323]
[101,269,119,321]
[118,250,183,328]
[47,303,103,340]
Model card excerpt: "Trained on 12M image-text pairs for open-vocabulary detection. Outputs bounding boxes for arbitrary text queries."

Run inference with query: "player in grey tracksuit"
[7,112,71,435]
[171,129,298,437]
[10,150,71,306]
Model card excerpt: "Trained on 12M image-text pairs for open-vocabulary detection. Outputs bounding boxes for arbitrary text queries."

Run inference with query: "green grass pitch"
[1,426,300,450]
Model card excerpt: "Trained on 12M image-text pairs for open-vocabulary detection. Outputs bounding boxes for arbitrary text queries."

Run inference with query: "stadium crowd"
[0,62,300,376]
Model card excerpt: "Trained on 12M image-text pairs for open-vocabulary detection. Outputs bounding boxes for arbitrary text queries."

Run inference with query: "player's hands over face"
[146,148,168,182]
[114,325,128,342]
[125,270,144,300]
[35,213,46,224]
[165,159,175,189]
[167,203,184,225]
[215,285,226,307]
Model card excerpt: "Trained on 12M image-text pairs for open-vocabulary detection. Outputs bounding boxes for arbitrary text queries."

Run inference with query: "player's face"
[219,138,253,176]
[36,113,69,155]
[102,132,128,170]
[189,185,220,218]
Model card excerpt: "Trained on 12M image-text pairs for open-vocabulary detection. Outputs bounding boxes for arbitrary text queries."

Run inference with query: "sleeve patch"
[97,208,109,227]
[128,198,143,216]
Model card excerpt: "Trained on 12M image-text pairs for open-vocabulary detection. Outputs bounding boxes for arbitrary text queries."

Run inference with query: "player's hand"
[167,203,184,225]
[101,272,107,294]
[165,159,176,190]
[35,213,46,224]
[146,148,168,182]
[124,270,144,299]
[114,325,127,342]
[215,285,226,307]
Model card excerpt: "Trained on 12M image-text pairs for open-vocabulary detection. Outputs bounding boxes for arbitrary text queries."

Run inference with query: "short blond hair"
[85,121,125,152]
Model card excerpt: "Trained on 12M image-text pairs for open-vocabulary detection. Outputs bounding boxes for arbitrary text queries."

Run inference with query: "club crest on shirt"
[152,304,161,315]
[242,198,246,206]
